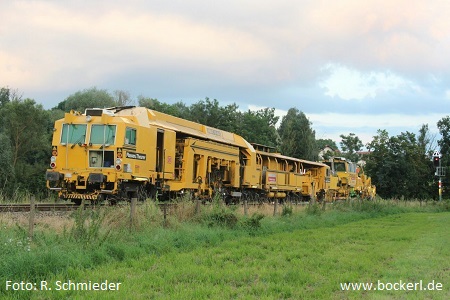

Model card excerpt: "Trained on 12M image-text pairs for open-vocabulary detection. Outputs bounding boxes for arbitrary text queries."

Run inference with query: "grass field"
[1,199,449,300]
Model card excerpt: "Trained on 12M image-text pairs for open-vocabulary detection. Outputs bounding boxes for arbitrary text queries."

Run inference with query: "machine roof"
[114,107,254,150]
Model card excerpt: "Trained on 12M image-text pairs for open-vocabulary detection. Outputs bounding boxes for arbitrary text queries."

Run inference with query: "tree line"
[0,86,449,200]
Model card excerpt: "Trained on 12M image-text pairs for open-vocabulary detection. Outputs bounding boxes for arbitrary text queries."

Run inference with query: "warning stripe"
[66,194,98,200]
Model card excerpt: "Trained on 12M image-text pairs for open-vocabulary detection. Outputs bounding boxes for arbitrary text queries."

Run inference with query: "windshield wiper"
[70,135,86,149]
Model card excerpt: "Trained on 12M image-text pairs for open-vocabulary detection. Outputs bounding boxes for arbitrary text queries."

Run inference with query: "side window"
[125,127,136,146]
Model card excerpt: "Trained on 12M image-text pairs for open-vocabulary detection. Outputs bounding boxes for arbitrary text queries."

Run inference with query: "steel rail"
[0,203,78,212]
[0,199,310,213]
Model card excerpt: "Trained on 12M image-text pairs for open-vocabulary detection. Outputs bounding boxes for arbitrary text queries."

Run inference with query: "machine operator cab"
[46,107,147,203]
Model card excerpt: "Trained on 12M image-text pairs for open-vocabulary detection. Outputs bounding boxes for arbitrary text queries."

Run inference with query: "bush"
[202,208,238,228]
[240,213,265,234]
[69,205,109,247]
[281,205,293,217]
[306,202,322,216]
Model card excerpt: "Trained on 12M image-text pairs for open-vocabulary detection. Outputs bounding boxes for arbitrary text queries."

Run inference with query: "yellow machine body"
[46,107,372,203]
[323,157,376,201]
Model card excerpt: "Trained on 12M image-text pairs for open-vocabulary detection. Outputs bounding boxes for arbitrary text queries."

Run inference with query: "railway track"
[0,203,79,212]
[0,199,311,213]
[0,202,176,213]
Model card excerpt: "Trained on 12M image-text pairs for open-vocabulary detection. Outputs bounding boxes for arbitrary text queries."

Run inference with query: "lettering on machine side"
[207,127,222,136]
[126,151,147,160]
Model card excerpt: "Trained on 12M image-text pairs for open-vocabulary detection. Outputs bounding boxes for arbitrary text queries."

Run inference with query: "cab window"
[90,125,116,145]
[61,124,87,144]
[125,127,136,146]
[335,162,346,172]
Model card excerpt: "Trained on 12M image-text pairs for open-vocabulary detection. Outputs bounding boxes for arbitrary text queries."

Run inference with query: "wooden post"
[130,197,137,230]
[28,196,35,240]
[244,199,248,216]
[163,203,168,227]
[273,198,278,216]
[195,199,201,215]
[309,195,315,209]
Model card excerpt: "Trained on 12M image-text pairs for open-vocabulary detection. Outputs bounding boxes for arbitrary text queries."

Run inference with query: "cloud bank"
[1,0,449,144]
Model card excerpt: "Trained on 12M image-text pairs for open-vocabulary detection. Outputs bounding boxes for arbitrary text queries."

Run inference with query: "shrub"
[202,208,238,228]
[281,205,293,217]
[69,205,109,247]
[240,213,265,235]
[306,202,322,216]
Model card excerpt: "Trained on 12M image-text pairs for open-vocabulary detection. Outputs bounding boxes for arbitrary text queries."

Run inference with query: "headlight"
[115,158,122,165]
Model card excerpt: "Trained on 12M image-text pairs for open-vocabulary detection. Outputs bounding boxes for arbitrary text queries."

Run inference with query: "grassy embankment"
[1,199,449,299]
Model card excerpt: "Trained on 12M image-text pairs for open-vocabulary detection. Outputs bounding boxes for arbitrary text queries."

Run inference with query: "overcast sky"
[1,0,449,146]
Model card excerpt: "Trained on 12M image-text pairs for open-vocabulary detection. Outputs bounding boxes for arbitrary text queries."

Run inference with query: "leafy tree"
[0,98,53,195]
[113,90,133,106]
[365,127,435,199]
[138,96,190,118]
[316,138,338,151]
[418,124,436,155]
[340,133,363,162]
[139,96,278,146]
[49,108,66,123]
[0,87,10,106]
[278,108,316,160]
[437,116,450,197]
[187,98,241,132]
[237,107,279,147]
[55,87,116,112]
[437,116,450,166]
[316,138,339,160]
[0,133,14,191]
[171,101,191,119]
[188,98,219,125]
[212,102,241,133]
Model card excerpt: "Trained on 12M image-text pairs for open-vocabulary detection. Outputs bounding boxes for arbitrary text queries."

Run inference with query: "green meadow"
[1,200,449,299]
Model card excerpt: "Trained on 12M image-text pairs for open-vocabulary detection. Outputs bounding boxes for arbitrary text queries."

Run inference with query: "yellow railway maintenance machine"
[249,143,330,203]
[46,106,336,204]
[46,106,253,204]
[322,157,376,201]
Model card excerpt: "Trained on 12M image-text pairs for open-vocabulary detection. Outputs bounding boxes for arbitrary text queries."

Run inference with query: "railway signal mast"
[433,151,445,201]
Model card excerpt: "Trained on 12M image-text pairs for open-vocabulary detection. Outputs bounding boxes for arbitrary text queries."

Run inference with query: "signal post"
[433,151,445,201]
